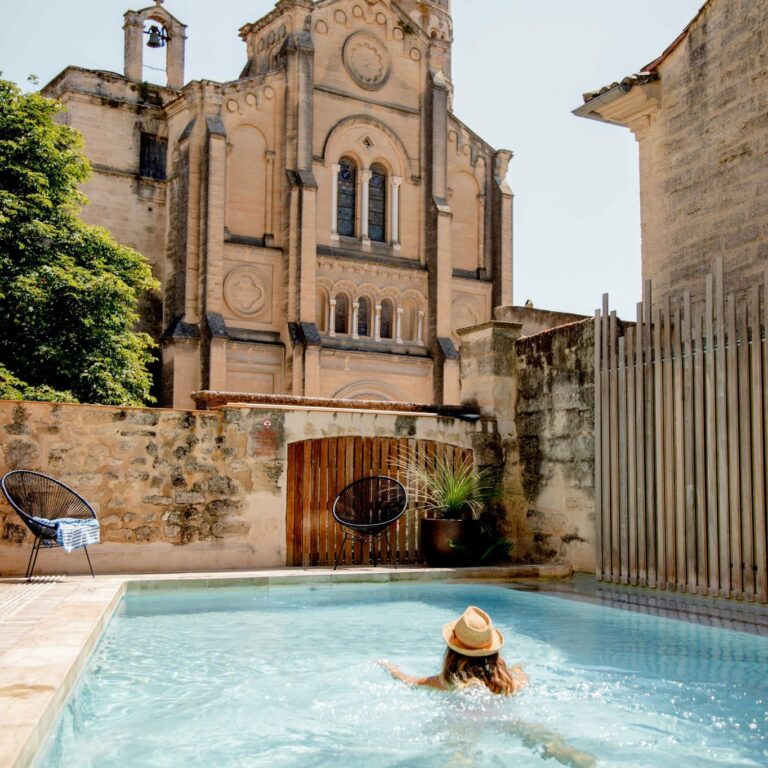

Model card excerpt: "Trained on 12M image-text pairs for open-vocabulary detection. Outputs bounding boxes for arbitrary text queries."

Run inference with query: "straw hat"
[442,606,504,657]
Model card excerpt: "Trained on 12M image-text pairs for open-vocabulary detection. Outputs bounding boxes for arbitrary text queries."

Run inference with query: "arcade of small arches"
[316,285,425,346]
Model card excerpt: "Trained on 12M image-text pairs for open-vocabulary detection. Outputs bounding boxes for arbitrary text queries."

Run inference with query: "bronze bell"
[146,25,166,49]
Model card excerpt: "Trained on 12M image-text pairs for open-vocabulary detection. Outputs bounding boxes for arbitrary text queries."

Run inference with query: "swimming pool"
[36,582,768,767]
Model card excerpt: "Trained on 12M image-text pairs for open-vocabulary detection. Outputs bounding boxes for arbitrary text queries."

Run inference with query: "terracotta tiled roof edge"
[582,0,714,105]
[582,72,658,104]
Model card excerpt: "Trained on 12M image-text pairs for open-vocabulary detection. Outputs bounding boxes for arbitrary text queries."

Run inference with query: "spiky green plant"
[395,452,496,520]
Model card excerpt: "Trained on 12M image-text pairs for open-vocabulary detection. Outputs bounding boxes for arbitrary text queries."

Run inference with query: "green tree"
[0,78,159,405]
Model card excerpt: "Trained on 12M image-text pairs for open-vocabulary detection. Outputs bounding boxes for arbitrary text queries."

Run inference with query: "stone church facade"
[43,0,514,409]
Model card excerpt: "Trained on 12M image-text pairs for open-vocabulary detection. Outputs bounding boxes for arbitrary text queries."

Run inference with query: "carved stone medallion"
[343,32,391,90]
[223,266,268,318]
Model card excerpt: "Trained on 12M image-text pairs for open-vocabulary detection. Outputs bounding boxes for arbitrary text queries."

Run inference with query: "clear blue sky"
[0,1,703,318]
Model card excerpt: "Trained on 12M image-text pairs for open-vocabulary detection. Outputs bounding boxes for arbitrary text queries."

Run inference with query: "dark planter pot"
[420,517,483,567]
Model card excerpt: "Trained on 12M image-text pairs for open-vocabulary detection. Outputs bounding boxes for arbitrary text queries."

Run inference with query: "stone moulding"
[190,390,480,419]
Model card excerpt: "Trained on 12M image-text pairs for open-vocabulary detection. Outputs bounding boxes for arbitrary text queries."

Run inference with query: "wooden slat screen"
[595,260,768,602]
[286,437,473,567]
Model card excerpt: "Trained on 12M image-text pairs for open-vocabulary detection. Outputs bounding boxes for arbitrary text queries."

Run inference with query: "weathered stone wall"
[514,320,595,572]
[494,305,590,339]
[639,0,768,307]
[0,400,487,576]
[458,319,597,572]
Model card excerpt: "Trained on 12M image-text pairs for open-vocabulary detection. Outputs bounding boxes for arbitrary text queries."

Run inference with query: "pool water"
[37,582,768,767]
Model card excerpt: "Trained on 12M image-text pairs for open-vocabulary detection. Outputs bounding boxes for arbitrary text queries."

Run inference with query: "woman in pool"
[379,605,527,694]
[379,606,596,768]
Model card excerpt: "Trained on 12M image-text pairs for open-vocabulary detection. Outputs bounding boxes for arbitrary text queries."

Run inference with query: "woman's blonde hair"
[440,648,517,695]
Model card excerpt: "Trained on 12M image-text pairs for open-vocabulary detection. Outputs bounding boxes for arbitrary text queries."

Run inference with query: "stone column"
[361,169,372,245]
[396,307,404,344]
[390,176,402,249]
[417,310,425,345]
[329,299,337,337]
[374,304,382,341]
[330,163,340,240]
[352,301,360,340]
[166,24,187,89]
[123,12,144,83]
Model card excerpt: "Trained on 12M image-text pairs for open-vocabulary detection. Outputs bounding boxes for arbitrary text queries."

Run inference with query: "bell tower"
[123,0,187,89]
[398,1,452,43]
[397,0,452,78]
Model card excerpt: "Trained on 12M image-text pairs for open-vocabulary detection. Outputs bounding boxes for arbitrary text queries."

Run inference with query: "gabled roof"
[133,0,187,30]
[642,0,712,72]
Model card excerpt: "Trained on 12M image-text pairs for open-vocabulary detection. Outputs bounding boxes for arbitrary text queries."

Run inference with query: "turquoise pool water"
[37,583,768,767]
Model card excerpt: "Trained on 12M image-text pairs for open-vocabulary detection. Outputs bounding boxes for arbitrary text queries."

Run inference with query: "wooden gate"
[286,437,472,567]
[595,261,767,602]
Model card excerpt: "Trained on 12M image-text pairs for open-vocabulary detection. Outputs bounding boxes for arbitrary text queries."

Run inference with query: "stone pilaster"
[491,150,514,309]
[425,69,455,403]
[283,14,319,395]
[458,320,525,545]
[203,116,226,315]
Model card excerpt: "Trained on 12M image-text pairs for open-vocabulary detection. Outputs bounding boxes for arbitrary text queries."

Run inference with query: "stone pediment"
[129,0,187,31]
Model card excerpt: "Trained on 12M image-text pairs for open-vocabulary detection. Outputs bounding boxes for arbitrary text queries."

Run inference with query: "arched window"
[369,163,387,243]
[380,299,394,340]
[402,300,418,342]
[337,158,357,238]
[358,297,371,337]
[334,294,349,335]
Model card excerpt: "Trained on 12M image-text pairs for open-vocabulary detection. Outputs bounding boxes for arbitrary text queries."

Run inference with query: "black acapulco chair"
[1,470,98,580]
[332,476,408,570]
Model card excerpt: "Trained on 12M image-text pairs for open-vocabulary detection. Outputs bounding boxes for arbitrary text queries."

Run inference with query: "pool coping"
[0,564,570,768]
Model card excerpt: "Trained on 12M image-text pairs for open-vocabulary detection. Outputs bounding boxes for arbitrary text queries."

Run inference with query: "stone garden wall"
[0,401,487,576]
[458,319,597,574]
[515,320,595,572]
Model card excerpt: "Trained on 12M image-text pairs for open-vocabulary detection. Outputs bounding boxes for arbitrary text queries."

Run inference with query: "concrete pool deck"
[0,564,569,768]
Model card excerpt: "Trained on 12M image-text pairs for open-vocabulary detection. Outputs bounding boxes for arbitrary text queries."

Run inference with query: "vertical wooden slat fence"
[286,437,472,567]
[595,261,768,602]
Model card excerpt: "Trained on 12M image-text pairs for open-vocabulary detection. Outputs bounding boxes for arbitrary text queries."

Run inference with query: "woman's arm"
[510,665,529,693]
[377,660,446,690]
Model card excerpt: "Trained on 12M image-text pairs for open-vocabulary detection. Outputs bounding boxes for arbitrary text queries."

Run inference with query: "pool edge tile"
[1,579,126,768]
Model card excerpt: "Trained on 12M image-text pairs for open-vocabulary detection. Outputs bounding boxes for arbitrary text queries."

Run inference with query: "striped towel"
[53,518,100,553]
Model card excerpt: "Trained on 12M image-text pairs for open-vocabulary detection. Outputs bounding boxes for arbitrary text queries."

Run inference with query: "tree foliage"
[0,79,159,405]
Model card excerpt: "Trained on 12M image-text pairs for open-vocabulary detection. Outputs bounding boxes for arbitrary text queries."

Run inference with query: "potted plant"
[396,452,497,566]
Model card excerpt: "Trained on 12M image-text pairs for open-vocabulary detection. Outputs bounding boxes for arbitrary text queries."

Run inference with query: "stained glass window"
[338,158,357,238]
[358,297,370,337]
[380,300,394,339]
[335,294,349,335]
[369,164,387,243]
